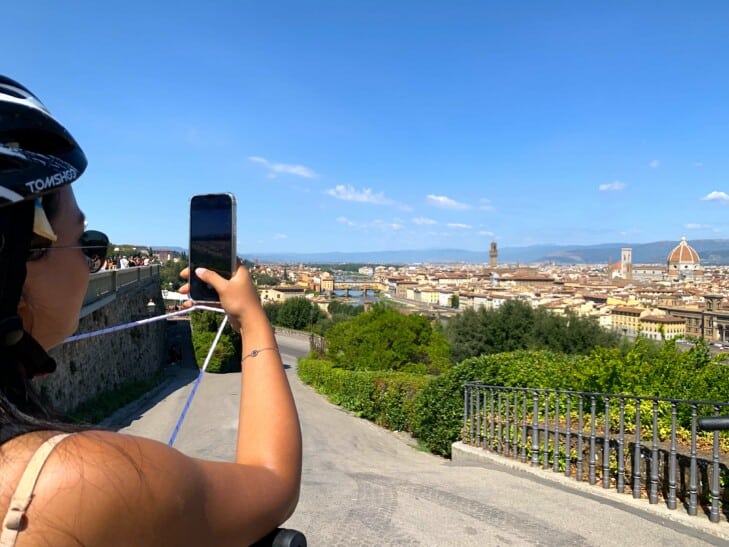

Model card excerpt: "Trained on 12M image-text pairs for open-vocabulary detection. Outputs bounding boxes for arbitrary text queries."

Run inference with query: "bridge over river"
[112,332,727,546]
[330,280,386,297]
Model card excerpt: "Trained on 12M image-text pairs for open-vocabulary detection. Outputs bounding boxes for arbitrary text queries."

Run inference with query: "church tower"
[489,241,498,268]
[621,248,633,281]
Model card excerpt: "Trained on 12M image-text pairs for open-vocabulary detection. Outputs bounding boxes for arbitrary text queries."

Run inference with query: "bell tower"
[489,241,498,268]
[621,248,632,281]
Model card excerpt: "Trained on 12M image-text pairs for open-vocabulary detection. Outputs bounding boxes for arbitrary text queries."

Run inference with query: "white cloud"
[649,160,660,168]
[412,217,437,225]
[694,161,704,168]
[701,191,729,203]
[447,223,472,229]
[326,184,393,205]
[683,223,708,230]
[248,156,318,179]
[273,233,287,239]
[479,230,494,236]
[336,216,403,231]
[426,194,470,210]
[336,216,356,227]
[478,198,495,211]
[599,181,626,192]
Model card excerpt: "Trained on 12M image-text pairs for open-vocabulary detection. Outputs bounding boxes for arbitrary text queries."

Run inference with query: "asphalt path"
[114,331,728,546]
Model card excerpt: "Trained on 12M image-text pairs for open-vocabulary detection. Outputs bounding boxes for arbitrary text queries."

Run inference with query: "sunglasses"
[28,230,110,273]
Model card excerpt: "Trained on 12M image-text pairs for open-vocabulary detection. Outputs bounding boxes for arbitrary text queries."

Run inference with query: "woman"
[0,76,301,546]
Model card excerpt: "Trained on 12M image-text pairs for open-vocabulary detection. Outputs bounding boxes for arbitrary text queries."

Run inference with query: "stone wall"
[36,278,166,414]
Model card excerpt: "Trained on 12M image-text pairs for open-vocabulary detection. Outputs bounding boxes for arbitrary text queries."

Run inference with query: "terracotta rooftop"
[612,306,644,314]
[641,315,685,324]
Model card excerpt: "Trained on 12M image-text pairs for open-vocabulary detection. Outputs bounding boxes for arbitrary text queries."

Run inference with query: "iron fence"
[463,383,729,523]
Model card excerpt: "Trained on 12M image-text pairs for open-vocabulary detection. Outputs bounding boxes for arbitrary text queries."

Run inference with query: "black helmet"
[0,75,87,207]
[0,76,88,378]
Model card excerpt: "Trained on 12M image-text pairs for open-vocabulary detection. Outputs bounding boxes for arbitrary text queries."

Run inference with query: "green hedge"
[300,341,729,459]
[412,344,729,457]
[411,350,589,457]
[298,351,577,457]
[189,310,242,373]
[298,358,430,432]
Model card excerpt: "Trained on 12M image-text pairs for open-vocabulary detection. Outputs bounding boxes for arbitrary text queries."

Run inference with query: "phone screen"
[189,193,236,301]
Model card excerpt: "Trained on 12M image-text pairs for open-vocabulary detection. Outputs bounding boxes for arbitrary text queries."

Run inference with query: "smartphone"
[189,193,237,301]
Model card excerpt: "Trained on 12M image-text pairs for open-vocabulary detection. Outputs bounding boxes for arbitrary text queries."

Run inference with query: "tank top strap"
[1,433,72,547]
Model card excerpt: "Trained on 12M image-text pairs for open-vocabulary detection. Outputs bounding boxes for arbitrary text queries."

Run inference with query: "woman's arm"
[192,265,302,515]
[29,265,302,546]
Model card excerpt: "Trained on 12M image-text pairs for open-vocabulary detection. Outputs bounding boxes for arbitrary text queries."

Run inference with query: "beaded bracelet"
[242,347,279,362]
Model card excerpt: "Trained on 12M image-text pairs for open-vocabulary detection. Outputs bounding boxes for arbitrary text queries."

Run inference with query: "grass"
[66,371,167,425]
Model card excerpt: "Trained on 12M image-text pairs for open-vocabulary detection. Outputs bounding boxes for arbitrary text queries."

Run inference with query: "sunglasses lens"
[81,230,109,272]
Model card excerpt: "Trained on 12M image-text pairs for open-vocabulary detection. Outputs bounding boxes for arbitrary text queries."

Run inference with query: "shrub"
[191,330,238,373]
[298,358,430,432]
[189,310,241,373]
[412,359,492,456]
[411,350,584,457]
[325,304,451,374]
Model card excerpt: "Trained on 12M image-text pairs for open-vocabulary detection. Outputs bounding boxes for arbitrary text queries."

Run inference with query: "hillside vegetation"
[296,300,729,457]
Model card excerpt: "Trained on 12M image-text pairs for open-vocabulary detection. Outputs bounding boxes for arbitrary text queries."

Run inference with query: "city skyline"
[4,2,729,253]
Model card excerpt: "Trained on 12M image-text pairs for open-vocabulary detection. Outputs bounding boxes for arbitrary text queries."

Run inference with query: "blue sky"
[5,1,729,254]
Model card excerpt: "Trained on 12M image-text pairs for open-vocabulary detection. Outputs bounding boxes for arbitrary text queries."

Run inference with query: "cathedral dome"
[667,237,701,280]
[667,237,700,265]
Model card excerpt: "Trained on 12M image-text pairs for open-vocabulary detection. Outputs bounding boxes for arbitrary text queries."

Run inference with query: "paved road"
[116,332,728,546]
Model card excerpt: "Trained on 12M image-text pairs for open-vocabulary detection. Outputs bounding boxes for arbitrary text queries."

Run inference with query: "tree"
[159,256,187,290]
[189,309,241,373]
[263,301,282,325]
[450,294,459,309]
[325,304,450,374]
[253,273,281,286]
[276,297,321,330]
[328,301,364,319]
[444,299,621,362]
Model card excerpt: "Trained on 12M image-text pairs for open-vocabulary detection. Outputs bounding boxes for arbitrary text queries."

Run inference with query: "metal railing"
[463,383,729,523]
[84,265,160,307]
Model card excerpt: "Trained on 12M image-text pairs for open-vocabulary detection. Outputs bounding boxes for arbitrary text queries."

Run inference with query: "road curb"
[452,441,729,542]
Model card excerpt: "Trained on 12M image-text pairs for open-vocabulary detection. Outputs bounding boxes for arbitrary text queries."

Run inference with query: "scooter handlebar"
[251,528,307,547]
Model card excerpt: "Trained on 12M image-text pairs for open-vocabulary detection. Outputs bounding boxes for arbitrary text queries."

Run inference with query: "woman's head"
[0,75,89,377]
[20,186,91,349]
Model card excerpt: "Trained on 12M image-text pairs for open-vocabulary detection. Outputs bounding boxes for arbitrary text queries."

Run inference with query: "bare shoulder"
[20,431,290,546]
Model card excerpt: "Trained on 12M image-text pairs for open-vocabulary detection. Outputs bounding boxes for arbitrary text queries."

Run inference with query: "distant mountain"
[233,239,729,265]
[531,239,729,265]
[150,245,186,253]
[239,249,488,264]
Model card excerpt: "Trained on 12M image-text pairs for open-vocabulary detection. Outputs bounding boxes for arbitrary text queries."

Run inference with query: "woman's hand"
[178,265,266,333]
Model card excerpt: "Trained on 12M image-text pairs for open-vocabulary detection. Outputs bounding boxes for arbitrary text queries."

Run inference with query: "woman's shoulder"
[3,430,211,546]
[4,429,288,546]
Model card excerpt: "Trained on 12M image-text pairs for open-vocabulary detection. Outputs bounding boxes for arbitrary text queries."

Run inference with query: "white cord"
[57,304,237,446]
[63,304,225,343]
[200,315,228,373]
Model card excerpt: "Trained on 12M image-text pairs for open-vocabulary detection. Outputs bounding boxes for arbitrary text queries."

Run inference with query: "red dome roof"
[667,237,700,264]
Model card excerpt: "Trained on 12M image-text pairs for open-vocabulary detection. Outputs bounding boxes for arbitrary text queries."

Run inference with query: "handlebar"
[698,416,729,431]
[251,528,307,547]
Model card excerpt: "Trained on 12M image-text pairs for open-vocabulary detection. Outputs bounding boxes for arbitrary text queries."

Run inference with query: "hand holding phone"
[189,193,237,301]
